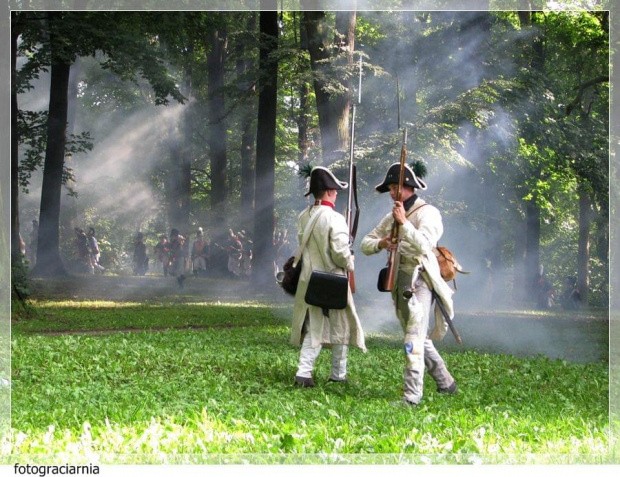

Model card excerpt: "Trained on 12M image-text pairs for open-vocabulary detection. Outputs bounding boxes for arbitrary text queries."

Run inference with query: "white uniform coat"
[290,204,366,352]
[361,198,455,340]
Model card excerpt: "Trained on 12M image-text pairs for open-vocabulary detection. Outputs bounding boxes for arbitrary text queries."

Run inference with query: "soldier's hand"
[378,235,397,251]
[393,201,407,225]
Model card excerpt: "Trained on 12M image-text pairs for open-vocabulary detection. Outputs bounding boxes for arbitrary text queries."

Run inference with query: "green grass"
[7,298,611,464]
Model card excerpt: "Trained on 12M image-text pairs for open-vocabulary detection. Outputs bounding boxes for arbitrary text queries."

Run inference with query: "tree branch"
[565,75,609,116]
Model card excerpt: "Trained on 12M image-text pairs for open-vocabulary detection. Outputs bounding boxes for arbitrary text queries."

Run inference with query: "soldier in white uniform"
[291,166,366,387]
[361,163,457,405]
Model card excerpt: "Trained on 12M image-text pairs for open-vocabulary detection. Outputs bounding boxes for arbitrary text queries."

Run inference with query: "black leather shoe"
[294,376,315,388]
[438,381,458,394]
[327,378,348,384]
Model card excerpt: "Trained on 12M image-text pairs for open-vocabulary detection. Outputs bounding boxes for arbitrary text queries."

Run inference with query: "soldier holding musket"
[361,160,457,406]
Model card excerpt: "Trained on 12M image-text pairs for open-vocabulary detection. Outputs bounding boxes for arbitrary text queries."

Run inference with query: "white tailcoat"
[361,198,455,340]
[290,204,366,352]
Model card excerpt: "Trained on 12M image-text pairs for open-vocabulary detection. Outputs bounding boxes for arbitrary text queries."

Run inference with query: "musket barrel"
[346,54,362,294]
[382,128,408,292]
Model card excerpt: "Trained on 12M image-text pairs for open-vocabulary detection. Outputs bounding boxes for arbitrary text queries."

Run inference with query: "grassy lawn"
[4,276,612,464]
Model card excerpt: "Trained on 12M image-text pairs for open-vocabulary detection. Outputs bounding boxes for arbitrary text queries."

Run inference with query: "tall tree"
[253,5,279,288]
[10,14,23,266]
[33,12,73,276]
[23,11,184,276]
[302,7,356,164]
[515,10,545,301]
[236,12,258,232]
[296,11,312,170]
[206,15,229,242]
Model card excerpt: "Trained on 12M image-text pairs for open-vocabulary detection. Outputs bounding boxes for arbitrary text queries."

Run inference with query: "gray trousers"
[393,269,454,404]
[296,317,348,380]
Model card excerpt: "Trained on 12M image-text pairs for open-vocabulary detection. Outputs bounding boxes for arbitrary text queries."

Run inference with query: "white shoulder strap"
[293,208,325,266]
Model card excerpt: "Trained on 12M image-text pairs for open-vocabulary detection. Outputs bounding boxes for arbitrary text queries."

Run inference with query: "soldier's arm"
[400,206,443,254]
[361,213,392,256]
[329,214,354,272]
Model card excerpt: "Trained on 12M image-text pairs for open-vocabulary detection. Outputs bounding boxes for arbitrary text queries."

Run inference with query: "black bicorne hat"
[304,166,349,197]
[375,162,427,193]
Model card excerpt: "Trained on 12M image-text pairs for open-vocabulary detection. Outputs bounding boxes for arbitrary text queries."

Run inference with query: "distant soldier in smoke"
[154,235,170,276]
[87,227,105,274]
[535,266,555,310]
[237,230,252,278]
[18,233,26,257]
[361,162,457,406]
[29,219,38,266]
[225,229,243,278]
[560,276,582,310]
[74,228,91,273]
[191,228,209,276]
[169,228,187,288]
[182,231,191,273]
[132,232,148,276]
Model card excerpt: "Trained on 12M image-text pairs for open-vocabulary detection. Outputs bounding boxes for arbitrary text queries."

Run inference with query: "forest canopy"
[11,7,609,308]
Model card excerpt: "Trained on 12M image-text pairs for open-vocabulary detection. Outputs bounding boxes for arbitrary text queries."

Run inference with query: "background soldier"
[169,228,187,287]
[154,235,170,276]
[191,228,209,276]
[87,227,105,273]
[132,232,148,276]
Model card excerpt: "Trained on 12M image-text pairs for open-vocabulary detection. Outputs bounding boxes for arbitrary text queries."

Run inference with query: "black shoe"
[438,381,458,394]
[177,275,186,288]
[294,376,315,388]
[327,378,348,384]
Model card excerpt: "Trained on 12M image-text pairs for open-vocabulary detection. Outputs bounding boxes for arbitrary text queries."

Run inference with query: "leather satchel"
[280,256,301,295]
[434,246,470,285]
[377,267,389,292]
[277,208,325,296]
[305,270,349,310]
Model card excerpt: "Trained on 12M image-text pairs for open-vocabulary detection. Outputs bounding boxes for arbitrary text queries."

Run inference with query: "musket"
[381,128,407,292]
[346,53,362,293]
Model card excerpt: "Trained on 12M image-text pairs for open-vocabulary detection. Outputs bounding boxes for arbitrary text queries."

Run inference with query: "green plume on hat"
[298,162,314,179]
[409,160,427,179]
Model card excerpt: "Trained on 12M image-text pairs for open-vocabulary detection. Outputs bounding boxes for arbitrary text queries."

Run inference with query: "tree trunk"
[512,215,527,303]
[11,25,22,265]
[577,187,592,305]
[518,10,544,303]
[332,10,356,155]
[165,139,192,233]
[32,57,71,277]
[302,8,355,165]
[297,11,311,171]
[237,12,257,233]
[60,59,82,237]
[253,6,278,289]
[207,23,228,241]
[524,198,541,297]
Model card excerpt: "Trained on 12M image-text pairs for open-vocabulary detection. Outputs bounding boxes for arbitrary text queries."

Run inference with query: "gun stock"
[348,270,356,294]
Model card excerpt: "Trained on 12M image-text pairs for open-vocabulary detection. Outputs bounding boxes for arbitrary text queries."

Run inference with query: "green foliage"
[8,298,609,461]
[10,256,39,322]
[11,256,32,302]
